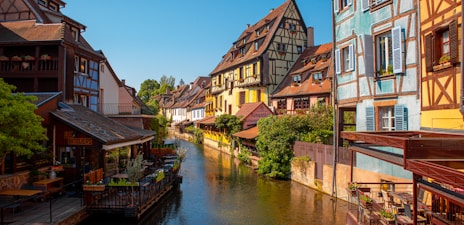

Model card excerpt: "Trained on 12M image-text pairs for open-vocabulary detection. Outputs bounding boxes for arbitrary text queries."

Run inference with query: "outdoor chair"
[403,203,427,225]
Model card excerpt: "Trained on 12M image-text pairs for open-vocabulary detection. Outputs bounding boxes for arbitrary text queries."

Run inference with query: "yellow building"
[420,0,464,130]
[209,0,310,116]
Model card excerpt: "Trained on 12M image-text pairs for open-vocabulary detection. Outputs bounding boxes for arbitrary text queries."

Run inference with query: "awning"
[233,126,258,139]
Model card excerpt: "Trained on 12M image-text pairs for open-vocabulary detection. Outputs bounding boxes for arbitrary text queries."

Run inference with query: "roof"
[233,126,259,139]
[235,102,269,120]
[0,20,63,42]
[197,116,216,125]
[272,43,332,98]
[51,104,154,146]
[210,0,298,75]
[24,92,62,107]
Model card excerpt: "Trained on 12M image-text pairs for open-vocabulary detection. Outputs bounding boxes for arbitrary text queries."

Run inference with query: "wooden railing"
[0,59,58,73]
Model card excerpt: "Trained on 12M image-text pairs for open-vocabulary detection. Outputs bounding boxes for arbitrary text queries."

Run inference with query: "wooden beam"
[349,145,404,167]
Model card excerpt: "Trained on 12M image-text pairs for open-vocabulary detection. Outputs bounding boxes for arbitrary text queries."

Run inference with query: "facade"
[334,0,421,180]
[209,0,309,116]
[419,0,464,131]
[0,0,104,111]
[271,42,332,114]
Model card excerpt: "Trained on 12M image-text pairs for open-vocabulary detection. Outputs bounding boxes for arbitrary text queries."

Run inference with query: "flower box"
[24,55,35,61]
[40,54,51,60]
[0,56,9,61]
[11,56,22,61]
[83,184,105,191]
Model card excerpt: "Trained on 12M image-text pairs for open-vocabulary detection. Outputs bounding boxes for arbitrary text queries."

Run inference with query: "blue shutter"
[334,0,339,13]
[362,0,370,11]
[392,26,403,74]
[348,44,354,71]
[394,105,408,131]
[366,107,375,131]
[335,49,341,74]
[363,35,374,77]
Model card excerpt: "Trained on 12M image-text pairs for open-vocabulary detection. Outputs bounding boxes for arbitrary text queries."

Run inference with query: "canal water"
[80,139,348,225]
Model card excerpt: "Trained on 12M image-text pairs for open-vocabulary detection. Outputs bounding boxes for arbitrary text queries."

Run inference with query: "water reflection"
[80,140,348,225]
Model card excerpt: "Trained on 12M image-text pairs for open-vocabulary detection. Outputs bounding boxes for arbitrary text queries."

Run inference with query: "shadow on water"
[80,139,348,225]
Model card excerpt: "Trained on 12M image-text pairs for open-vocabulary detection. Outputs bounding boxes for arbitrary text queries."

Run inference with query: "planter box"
[83,185,105,191]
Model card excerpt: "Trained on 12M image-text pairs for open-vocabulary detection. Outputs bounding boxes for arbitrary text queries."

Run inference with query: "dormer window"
[38,0,47,6]
[292,75,301,85]
[256,30,260,36]
[240,48,245,55]
[313,72,323,83]
[243,39,246,44]
[71,28,79,42]
[49,2,58,11]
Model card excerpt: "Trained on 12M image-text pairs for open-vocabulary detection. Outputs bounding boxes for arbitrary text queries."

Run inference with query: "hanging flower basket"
[40,54,51,60]
[0,56,9,61]
[24,55,35,61]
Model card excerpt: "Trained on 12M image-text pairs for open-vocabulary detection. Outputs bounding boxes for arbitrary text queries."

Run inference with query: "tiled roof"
[272,43,332,98]
[24,92,61,107]
[235,102,268,120]
[0,20,63,42]
[197,116,216,125]
[233,126,259,139]
[51,104,153,145]
[210,0,292,75]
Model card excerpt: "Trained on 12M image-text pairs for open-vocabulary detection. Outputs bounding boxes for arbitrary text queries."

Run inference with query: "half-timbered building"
[209,0,309,116]
[419,0,463,131]
[271,42,332,115]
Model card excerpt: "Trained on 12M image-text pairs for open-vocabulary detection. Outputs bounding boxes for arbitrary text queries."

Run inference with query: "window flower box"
[11,56,22,61]
[433,62,452,71]
[83,184,105,191]
[24,55,35,61]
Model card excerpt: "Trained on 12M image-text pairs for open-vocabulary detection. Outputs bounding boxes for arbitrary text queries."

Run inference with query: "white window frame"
[379,106,395,131]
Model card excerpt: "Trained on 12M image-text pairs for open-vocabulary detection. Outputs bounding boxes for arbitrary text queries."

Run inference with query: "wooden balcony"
[0,58,58,73]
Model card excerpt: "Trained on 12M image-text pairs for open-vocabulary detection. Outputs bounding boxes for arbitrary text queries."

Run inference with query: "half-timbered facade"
[334,0,420,133]
[209,0,308,116]
[0,0,104,111]
[419,0,463,131]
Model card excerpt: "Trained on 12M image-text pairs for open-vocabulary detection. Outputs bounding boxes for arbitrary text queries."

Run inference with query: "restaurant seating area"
[346,182,464,225]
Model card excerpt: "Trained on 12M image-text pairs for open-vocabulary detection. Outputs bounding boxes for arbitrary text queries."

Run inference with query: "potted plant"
[359,192,372,207]
[348,182,358,195]
[24,55,35,61]
[439,54,451,65]
[11,56,22,61]
[40,54,51,60]
[381,209,395,224]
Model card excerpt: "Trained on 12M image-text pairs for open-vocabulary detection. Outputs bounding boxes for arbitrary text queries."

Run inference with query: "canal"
[80,139,348,225]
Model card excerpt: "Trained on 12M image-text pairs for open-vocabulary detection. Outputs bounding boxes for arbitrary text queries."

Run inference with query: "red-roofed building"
[209,0,310,116]
[271,42,332,114]
[235,102,274,130]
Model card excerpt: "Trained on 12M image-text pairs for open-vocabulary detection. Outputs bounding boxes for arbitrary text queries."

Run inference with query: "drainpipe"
[331,0,338,199]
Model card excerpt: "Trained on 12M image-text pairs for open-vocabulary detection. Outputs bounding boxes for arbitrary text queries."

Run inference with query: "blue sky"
[62,1,333,91]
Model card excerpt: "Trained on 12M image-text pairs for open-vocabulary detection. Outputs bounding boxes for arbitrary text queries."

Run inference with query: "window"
[253,62,258,75]
[379,106,395,131]
[289,24,296,31]
[49,2,58,11]
[297,46,303,54]
[256,90,261,102]
[74,56,79,72]
[254,42,259,51]
[425,20,458,72]
[80,58,88,74]
[38,0,47,6]
[256,30,260,36]
[239,67,244,80]
[293,75,301,84]
[334,0,352,13]
[277,43,286,52]
[71,28,79,42]
[245,65,251,78]
[365,105,407,131]
[277,99,286,109]
[335,44,353,74]
[239,91,246,105]
[376,32,393,75]
[313,72,323,83]
[294,97,309,109]
[375,27,403,75]
[74,94,89,107]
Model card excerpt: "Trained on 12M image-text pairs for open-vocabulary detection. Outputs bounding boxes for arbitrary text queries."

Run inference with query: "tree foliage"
[159,75,176,88]
[0,79,48,173]
[151,114,169,144]
[137,79,160,103]
[256,104,333,179]
[214,114,242,140]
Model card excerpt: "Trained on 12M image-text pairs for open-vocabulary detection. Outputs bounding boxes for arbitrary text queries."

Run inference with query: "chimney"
[121,79,126,85]
[270,8,274,13]
[190,82,193,90]
[247,24,250,28]
[307,26,314,48]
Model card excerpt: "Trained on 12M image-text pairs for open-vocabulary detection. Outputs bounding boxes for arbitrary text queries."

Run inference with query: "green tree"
[0,79,48,174]
[179,78,185,86]
[300,104,334,144]
[214,114,242,141]
[151,114,169,144]
[137,79,160,103]
[256,115,311,179]
[159,75,176,88]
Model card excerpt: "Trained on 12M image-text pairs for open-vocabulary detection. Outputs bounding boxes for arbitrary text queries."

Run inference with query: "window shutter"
[366,107,375,131]
[425,34,433,72]
[392,26,403,74]
[348,44,354,71]
[363,35,374,76]
[335,49,341,74]
[449,20,458,64]
[362,0,369,11]
[394,105,408,131]
[236,93,240,106]
[334,0,339,13]
[245,90,249,103]
[252,90,257,102]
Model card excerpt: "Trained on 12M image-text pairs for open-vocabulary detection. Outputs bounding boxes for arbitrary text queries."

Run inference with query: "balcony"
[102,103,141,115]
[0,56,58,73]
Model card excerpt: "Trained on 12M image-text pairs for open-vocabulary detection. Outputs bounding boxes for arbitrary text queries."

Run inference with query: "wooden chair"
[403,203,427,225]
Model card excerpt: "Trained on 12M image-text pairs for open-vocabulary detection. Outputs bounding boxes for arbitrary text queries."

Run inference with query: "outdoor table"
[0,189,42,197]
[33,177,63,194]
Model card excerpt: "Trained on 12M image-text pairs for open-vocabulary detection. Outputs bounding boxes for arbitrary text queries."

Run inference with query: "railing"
[0,59,58,73]
[101,103,141,115]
